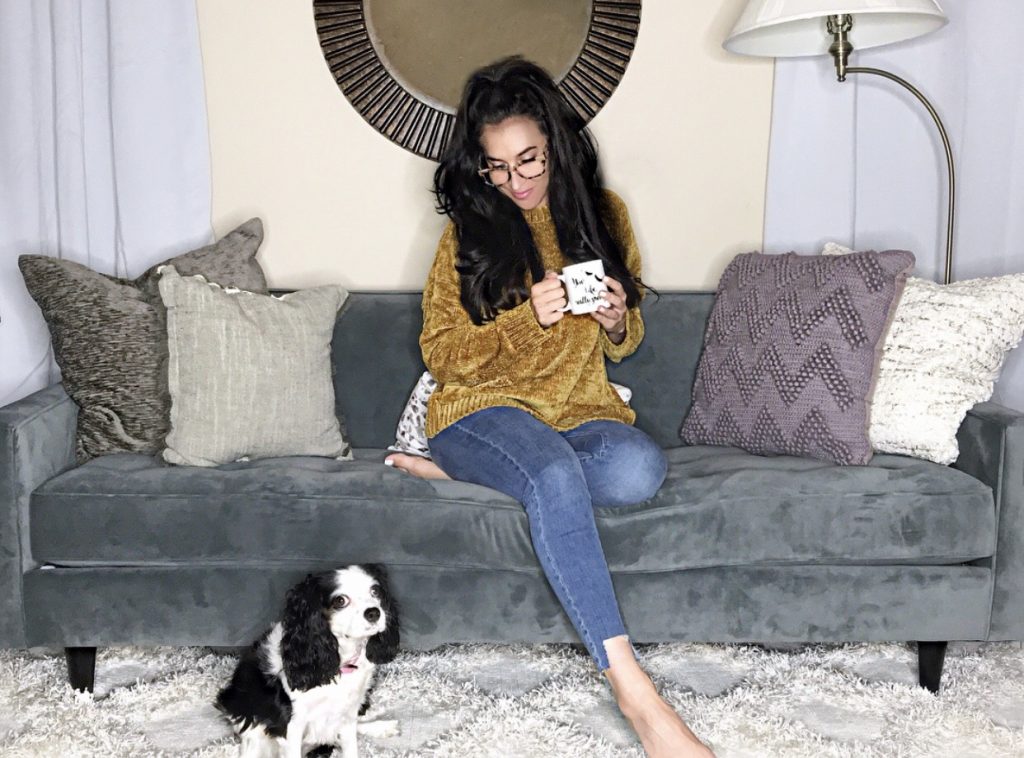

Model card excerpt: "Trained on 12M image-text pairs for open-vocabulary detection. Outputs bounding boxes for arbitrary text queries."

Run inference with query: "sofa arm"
[0,383,77,647]
[954,400,1024,640]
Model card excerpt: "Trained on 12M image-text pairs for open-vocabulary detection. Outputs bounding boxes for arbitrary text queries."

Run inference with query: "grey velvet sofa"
[2,292,1022,695]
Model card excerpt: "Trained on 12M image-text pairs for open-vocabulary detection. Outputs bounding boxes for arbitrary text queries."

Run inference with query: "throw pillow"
[389,372,634,458]
[159,265,352,467]
[18,219,267,461]
[389,372,438,458]
[680,249,915,466]
[823,242,1024,463]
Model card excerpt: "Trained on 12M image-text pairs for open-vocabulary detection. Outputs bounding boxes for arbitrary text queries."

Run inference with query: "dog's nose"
[364,607,381,623]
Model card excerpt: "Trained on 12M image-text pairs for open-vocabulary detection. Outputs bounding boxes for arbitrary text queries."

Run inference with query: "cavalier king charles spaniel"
[216,565,400,758]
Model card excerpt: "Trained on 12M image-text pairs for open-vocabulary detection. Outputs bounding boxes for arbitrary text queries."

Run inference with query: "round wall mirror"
[313,0,641,160]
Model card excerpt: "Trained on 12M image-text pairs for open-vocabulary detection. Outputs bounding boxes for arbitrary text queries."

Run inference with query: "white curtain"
[0,0,212,408]
[764,0,1024,411]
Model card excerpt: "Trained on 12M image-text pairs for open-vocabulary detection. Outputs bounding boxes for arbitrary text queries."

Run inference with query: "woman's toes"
[385,454,450,480]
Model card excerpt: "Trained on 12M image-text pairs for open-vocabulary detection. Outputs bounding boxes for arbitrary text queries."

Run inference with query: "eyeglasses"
[477,149,548,187]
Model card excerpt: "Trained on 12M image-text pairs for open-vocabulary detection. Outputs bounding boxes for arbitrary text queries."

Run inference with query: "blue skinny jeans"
[428,406,668,670]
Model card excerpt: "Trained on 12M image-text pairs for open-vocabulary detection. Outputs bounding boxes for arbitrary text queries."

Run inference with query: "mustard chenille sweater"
[421,190,646,438]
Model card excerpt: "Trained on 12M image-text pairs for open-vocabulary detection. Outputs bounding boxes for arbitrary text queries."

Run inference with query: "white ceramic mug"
[557,259,607,315]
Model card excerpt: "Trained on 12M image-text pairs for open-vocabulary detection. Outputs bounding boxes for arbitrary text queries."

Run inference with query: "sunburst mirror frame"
[313,1,642,161]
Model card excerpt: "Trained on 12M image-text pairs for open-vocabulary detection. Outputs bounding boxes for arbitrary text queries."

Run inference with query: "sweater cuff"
[496,300,551,351]
[601,308,644,362]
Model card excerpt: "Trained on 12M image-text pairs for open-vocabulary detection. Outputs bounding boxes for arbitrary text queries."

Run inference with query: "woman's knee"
[622,438,668,501]
[594,430,667,507]
[530,452,590,503]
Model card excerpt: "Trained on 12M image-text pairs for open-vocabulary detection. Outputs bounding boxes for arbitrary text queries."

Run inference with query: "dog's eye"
[370,585,381,599]
[331,595,350,610]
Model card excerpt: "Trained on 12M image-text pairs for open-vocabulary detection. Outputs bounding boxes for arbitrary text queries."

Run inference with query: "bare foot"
[618,685,715,758]
[603,637,715,758]
[384,453,450,480]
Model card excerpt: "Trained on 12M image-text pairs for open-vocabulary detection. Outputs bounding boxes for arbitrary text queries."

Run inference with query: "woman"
[386,57,714,758]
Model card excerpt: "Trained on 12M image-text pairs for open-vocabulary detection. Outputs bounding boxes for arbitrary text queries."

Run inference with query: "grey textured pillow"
[680,250,915,465]
[18,219,267,461]
[159,266,351,467]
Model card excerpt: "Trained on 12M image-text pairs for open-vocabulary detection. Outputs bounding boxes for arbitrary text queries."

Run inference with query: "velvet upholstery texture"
[22,564,991,649]
[954,403,1024,638]
[0,385,77,646]
[30,448,992,570]
[1,292,1023,654]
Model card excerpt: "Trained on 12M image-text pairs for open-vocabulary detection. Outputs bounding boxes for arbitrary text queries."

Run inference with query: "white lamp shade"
[724,0,947,57]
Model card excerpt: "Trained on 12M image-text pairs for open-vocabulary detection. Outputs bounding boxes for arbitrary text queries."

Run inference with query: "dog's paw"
[356,718,399,738]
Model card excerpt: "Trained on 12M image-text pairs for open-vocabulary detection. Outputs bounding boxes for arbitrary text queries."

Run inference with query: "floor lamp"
[724,0,956,284]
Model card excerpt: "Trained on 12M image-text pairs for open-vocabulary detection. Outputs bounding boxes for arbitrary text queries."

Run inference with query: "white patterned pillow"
[388,372,437,458]
[823,242,1024,463]
[389,372,633,459]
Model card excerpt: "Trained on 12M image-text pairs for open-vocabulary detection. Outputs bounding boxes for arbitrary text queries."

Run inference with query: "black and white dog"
[216,565,400,758]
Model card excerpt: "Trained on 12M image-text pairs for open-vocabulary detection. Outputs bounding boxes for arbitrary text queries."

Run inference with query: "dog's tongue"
[340,650,361,675]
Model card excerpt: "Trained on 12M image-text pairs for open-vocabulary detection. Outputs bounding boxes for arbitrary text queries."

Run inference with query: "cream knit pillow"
[158,265,352,466]
[823,242,1024,463]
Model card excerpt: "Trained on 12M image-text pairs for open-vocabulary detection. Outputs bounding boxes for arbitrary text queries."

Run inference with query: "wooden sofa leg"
[917,641,948,693]
[65,647,97,693]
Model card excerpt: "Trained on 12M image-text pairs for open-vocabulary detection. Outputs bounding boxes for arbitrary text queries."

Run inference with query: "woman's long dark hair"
[434,56,645,325]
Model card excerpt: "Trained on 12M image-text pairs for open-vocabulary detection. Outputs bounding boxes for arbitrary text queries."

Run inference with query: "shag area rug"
[1,641,1023,757]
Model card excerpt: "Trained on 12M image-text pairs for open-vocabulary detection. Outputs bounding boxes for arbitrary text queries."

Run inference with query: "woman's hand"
[593,275,628,342]
[531,271,567,328]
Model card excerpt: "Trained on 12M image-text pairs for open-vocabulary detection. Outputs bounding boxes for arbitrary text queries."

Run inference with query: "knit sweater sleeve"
[599,190,646,362]
[419,222,552,386]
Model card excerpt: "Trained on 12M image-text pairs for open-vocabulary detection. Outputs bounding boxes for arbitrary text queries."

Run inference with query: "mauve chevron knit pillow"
[680,249,915,465]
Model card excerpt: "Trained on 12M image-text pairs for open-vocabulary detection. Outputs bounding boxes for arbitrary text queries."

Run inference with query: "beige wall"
[197,1,773,291]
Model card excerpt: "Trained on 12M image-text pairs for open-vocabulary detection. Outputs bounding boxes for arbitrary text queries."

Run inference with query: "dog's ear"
[281,573,340,690]
[362,563,387,583]
[364,565,401,664]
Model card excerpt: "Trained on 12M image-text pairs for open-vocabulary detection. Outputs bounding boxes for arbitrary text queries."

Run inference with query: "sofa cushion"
[30,447,994,571]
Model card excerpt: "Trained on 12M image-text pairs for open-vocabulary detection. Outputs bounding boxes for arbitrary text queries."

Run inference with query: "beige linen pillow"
[158,265,351,466]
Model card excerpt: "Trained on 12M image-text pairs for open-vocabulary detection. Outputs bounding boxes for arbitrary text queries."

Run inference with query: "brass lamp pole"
[724,0,953,284]
[827,14,955,284]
